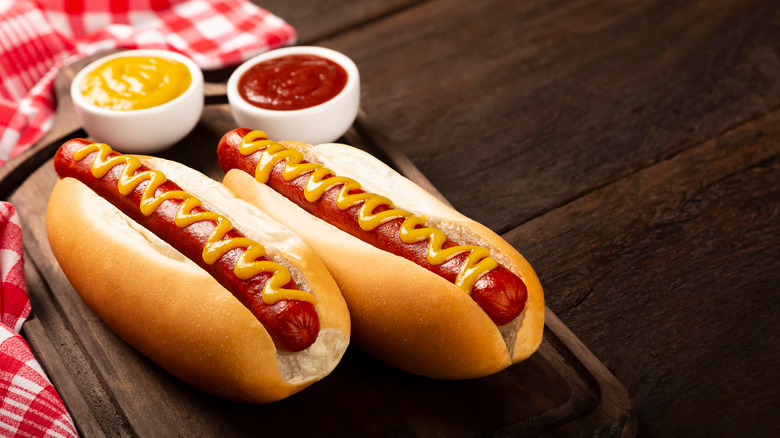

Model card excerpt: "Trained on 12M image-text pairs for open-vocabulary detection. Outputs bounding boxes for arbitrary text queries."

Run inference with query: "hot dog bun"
[221,140,544,379]
[46,156,350,403]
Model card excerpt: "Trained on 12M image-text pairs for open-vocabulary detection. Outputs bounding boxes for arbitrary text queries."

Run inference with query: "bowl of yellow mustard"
[70,49,204,153]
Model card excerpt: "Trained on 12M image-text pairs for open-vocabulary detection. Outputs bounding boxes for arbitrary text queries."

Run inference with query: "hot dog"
[218,128,545,379]
[46,138,350,402]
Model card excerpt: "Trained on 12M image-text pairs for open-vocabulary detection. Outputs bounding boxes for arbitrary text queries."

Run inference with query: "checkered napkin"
[0,202,78,438]
[0,0,297,167]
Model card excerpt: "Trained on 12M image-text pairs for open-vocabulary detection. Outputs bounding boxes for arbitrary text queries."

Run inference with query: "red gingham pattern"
[0,0,296,167]
[0,202,29,334]
[0,202,77,437]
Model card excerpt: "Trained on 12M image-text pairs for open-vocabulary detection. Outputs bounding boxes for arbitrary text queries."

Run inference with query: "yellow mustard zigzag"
[74,142,316,306]
[239,131,498,294]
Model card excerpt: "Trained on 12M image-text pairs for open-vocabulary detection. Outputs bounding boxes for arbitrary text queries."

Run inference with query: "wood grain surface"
[2,0,778,436]
[324,0,780,232]
[311,0,779,435]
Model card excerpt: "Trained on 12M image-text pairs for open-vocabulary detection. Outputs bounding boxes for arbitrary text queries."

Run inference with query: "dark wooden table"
[1,0,777,436]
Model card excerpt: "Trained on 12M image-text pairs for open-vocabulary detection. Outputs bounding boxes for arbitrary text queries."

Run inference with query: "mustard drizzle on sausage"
[238,131,499,294]
[73,142,316,306]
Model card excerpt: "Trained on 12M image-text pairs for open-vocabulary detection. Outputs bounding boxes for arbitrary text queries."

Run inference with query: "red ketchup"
[238,54,348,111]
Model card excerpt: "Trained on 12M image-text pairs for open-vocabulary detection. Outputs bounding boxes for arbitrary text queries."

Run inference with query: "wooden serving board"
[0,56,635,437]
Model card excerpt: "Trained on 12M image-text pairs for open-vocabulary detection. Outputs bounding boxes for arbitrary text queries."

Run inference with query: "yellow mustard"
[80,56,192,111]
[73,142,316,306]
[239,131,500,294]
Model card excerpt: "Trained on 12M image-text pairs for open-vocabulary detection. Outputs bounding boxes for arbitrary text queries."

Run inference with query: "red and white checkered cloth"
[0,0,297,167]
[0,1,296,435]
[0,202,78,438]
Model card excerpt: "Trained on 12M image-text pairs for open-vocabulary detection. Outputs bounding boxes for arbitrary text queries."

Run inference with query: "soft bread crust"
[221,141,544,379]
[46,159,350,403]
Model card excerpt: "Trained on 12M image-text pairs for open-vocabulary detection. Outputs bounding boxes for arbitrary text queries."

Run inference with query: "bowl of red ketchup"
[227,46,360,145]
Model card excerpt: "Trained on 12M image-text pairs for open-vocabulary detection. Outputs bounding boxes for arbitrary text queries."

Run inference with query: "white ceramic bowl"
[70,49,204,153]
[227,46,360,145]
